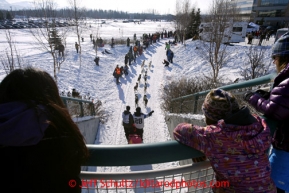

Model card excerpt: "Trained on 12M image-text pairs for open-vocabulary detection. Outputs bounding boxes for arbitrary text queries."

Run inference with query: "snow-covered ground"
[0,20,277,175]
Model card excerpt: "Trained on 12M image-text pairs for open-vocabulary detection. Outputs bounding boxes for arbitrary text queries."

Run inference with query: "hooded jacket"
[0,101,82,192]
[248,62,289,151]
[248,62,289,190]
[173,107,276,193]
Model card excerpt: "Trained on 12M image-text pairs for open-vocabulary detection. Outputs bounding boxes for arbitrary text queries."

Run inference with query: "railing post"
[91,102,96,116]
[62,98,68,108]
[193,94,199,114]
[79,102,84,117]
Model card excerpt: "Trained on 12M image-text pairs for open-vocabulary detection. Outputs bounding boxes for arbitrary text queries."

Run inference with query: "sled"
[128,134,143,144]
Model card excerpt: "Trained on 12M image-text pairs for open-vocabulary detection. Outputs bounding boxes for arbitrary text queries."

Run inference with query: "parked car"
[266,26,278,33]
[275,28,289,42]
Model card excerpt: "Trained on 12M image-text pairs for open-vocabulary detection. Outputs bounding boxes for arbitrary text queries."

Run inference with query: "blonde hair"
[276,55,289,73]
[277,62,287,73]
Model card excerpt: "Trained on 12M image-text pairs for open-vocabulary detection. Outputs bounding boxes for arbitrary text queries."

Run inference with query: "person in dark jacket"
[122,106,134,141]
[244,32,289,193]
[94,56,99,66]
[75,42,79,53]
[123,64,129,75]
[126,37,130,47]
[132,107,154,140]
[124,53,129,66]
[0,67,89,193]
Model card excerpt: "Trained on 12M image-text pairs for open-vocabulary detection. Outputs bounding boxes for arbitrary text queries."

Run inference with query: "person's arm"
[246,80,289,120]
[173,123,215,155]
[143,110,154,118]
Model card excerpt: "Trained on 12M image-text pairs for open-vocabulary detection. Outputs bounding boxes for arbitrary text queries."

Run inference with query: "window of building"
[261,0,289,6]
[258,9,285,17]
[233,27,243,32]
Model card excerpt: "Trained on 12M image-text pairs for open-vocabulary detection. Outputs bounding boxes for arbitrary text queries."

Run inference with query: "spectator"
[174,89,276,193]
[244,32,289,193]
[0,67,89,192]
[75,42,79,53]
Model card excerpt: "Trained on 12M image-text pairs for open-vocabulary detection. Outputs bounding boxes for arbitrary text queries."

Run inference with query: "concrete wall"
[75,117,99,171]
[75,117,100,144]
[165,113,206,140]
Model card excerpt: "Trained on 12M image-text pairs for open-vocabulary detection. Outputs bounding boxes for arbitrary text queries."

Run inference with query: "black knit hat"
[126,106,130,111]
[136,107,141,113]
[272,32,289,57]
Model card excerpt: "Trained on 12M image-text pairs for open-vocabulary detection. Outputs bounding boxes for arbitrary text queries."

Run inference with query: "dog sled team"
[122,106,154,144]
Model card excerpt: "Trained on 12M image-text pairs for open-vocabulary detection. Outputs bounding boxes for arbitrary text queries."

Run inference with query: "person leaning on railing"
[244,32,289,193]
[0,67,89,193]
[174,89,276,193]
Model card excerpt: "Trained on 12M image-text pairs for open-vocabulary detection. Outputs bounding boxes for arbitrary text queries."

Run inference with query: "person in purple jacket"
[174,89,276,193]
[0,67,89,192]
[244,32,289,193]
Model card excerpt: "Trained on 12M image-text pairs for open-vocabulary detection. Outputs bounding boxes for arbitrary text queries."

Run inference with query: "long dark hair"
[0,67,89,163]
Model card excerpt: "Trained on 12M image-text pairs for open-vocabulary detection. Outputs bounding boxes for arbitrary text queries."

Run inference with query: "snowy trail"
[0,21,276,178]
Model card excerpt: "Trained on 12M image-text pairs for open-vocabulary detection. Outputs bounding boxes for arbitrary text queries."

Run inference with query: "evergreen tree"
[186,9,195,39]
[6,11,13,20]
[0,11,4,20]
[194,8,201,36]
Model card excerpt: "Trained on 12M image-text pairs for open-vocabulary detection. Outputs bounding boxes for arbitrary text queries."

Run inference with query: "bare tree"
[199,0,241,83]
[241,46,270,80]
[1,29,23,74]
[175,0,192,45]
[29,0,68,83]
[68,0,86,54]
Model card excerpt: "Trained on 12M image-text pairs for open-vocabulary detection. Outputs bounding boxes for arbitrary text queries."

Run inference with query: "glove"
[192,156,207,163]
[255,89,270,99]
[148,110,154,116]
[243,91,254,101]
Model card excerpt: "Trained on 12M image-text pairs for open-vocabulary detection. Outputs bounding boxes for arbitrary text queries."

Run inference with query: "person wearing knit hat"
[202,89,239,124]
[122,105,134,141]
[132,107,154,141]
[243,31,289,193]
[174,89,276,192]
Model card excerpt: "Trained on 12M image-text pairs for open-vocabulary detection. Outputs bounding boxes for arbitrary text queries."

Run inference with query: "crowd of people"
[247,29,275,45]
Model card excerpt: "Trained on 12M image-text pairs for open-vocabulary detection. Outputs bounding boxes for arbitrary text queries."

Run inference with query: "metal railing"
[81,141,215,193]
[79,73,278,193]
[170,73,276,114]
[61,96,95,117]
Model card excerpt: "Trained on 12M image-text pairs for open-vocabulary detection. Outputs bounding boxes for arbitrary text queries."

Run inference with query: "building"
[231,0,255,21]
[252,0,289,27]
[231,0,289,27]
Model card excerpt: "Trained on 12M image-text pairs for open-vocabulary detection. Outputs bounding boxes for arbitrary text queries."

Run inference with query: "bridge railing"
[170,73,276,114]
[61,96,95,117]
[79,73,278,192]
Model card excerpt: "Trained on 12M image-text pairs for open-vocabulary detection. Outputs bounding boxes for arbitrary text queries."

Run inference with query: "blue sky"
[6,0,211,14]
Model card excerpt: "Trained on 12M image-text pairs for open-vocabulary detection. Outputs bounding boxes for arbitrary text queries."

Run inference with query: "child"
[173,89,276,193]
